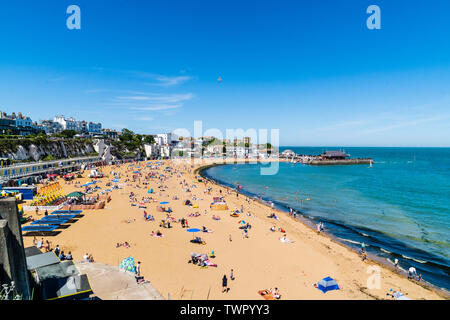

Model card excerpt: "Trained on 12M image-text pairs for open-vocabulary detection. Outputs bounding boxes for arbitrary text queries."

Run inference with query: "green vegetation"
[111,128,154,158]
[143,135,155,144]
[42,155,57,161]
[52,130,77,139]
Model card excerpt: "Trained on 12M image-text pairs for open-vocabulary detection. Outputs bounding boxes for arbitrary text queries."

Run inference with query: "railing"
[0,156,102,180]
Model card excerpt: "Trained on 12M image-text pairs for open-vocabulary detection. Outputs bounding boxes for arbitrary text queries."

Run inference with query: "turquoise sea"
[202,147,450,292]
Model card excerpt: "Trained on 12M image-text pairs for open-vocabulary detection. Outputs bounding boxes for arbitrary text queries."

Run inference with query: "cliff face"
[0,139,97,161]
[93,139,116,163]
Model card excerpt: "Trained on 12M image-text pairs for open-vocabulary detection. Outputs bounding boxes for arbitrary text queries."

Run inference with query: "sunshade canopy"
[66,191,85,198]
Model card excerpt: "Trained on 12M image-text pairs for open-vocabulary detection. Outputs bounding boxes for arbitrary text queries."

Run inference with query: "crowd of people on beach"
[22,158,438,300]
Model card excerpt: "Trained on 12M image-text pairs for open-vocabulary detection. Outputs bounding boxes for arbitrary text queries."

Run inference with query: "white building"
[54,115,77,131]
[156,133,178,146]
[39,120,63,134]
[160,145,172,158]
[144,144,160,158]
[76,120,88,133]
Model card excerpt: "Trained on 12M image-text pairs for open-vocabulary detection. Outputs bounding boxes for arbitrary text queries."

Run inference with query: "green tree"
[143,135,155,144]
[60,130,77,139]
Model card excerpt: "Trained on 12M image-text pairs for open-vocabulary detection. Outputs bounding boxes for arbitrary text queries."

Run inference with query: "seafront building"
[0,156,103,185]
[143,134,275,160]
[0,110,115,138]
[0,111,44,136]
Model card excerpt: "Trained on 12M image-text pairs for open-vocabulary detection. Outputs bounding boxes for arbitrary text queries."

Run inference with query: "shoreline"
[196,160,450,297]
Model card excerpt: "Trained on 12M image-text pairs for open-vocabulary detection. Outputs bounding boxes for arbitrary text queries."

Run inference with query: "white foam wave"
[401,254,427,264]
[380,248,392,254]
[337,238,364,246]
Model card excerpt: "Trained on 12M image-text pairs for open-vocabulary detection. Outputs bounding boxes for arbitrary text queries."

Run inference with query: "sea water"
[202,147,450,292]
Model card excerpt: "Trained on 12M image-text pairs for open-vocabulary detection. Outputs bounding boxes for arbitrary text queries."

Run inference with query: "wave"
[380,248,392,254]
[336,237,367,246]
[360,232,369,237]
[401,254,428,264]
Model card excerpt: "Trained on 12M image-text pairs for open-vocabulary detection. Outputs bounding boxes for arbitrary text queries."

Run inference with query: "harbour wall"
[308,159,372,165]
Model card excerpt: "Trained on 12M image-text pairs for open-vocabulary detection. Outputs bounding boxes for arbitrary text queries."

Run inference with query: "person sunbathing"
[156,230,163,237]
[191,236,205,244]
[272,288,281,299]
[270,226,276,232]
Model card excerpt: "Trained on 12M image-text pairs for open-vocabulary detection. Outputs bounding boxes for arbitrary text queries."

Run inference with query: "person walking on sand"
[394,258,399,269]
[222,275,228,293]
[230,269,235,280]
[136,261,141,276]
[229,234,232,242]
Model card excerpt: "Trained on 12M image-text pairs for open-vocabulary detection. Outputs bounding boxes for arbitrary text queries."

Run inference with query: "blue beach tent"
[147,189,153,194]
[317,277,340,293]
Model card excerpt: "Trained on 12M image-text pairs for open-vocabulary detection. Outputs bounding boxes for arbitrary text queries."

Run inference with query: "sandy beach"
[22,158,448,300]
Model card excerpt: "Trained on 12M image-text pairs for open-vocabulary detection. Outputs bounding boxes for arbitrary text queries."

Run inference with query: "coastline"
[21,158,448,300]
[196,159,450,298]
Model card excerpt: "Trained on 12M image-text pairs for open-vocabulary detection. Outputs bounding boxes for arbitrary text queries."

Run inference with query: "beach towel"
[258,290,275,300]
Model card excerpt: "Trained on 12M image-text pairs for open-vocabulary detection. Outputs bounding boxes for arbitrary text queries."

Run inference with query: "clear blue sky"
[0,0,449,146]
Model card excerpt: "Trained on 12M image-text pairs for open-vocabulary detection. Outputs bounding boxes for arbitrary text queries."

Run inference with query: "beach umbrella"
[187,228,201,239]
[119,257,137,274]
[238,220,246,224]
[112,179,120,183]
[317,277,340,293]
[147,189,153,194]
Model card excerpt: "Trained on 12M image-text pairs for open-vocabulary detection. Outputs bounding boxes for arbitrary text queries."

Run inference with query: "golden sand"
[22,159,447,300]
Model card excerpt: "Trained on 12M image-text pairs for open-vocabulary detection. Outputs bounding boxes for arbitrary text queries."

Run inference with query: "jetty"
[280,150,373,166]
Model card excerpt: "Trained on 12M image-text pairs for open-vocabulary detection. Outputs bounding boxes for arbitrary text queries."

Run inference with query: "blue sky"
[0,0,449,146]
